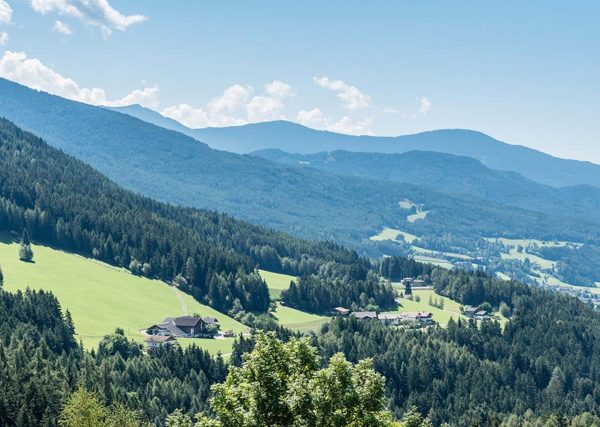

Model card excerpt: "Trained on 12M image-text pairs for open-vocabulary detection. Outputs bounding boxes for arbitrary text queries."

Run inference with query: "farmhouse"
[145,335,177,351]
[474,310,490,321]
[463,306,479,318]
[146,315,219,338]
[400,311,434,325]
[378,312,402,326]
[351,311,378,320]
[401,277,414,287]
[332,307,350,316]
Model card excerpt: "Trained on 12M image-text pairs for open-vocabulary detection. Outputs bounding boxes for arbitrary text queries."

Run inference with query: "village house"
[474,310,490,321]
[146,315,219,338]
[401,277,414,287]
[463,306,479,318]
[378,312,402,326]
[144,335,177,352]
[350,311,378,320]
[331,307,350,316]
[400,311,434,326]
[463,306,490,321]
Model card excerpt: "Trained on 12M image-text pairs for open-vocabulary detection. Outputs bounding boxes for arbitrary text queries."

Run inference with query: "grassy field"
[407,210,429,223]
[370,227,419,244]
[484,237,582,248]
[258,269,295,299]
[258,269,330,332]
[0,241,246,352]
[395,289,465,325]
[413,255,453,269]
[272,303,329,332]
[500,249,556,269]
[412,245,472,260]
[398,199,417,210]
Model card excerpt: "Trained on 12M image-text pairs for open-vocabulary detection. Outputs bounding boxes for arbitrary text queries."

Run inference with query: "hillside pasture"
[259,269,295,299]
[396,289,465,326]
[271,303,329,332]
[0,241,245,352]
[370,227,418,244]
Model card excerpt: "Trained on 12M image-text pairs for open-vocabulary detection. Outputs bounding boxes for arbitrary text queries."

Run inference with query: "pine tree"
[0,265,3,288]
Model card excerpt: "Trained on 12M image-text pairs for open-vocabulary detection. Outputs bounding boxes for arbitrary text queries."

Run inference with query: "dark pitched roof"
[201,317,218,324]
[351,311,377,319]
[168,316,204,327]
[145,335,176,343]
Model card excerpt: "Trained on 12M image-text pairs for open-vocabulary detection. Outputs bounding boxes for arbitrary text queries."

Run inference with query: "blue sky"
[0,1,599,162]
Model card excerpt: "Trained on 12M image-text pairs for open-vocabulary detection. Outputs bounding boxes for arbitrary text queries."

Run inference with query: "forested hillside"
[5,249,600,425]
[254,149,600,225]
[1,79,597,254]
[111,105,600,189]
[0,118,385,315]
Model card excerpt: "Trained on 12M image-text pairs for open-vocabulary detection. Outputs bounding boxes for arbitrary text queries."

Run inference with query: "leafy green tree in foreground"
[59,388,148,427]
[193,331,396,427]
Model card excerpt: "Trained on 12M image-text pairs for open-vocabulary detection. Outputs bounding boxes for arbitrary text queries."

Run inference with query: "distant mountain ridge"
[253,148,600,225]
[1,77,594,253]
[111,104,600,189]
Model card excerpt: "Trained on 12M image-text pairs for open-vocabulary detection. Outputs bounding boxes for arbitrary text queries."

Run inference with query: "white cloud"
[53,20,72,35]
[297,107,374,136]
[0,50,158,108]
[105,85,159,109]
[0,31,8,45]
[0,0,12,24]
[265,80,294,99]
[418,96,431,114]
[327,116,374,135]
[162,80,294,128]
[297,108,327,128]
[161,103,247,128]
[30,0,147,37]
[207,84,251,113]
[313,76,370,111]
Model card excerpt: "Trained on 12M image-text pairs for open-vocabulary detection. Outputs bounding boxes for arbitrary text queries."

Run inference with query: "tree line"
[0,118,369,315]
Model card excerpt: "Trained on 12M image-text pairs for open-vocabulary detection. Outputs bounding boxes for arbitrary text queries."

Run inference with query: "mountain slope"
[110,105,600,188]
[2,78,593,252]
[0,116,389,317]
[253,149,600,224]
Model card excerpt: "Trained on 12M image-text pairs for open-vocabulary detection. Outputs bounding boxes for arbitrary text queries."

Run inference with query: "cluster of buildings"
[144,315,221,351]
[463,306,491,321]
[400,277,428,289]
[331,307,435,327]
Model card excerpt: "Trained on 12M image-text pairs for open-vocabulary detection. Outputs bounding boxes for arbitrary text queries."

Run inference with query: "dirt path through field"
[174,287,188,315]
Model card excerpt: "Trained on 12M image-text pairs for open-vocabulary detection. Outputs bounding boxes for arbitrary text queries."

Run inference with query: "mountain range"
[253,149,600,226]
[113,104,600,189]
[3,77,600,288]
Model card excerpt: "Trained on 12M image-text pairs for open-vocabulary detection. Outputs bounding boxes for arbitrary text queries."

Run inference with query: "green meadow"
[258,269,294,299]
[0,241,245,352]
[259,269,330,332]
[396,289,465,325]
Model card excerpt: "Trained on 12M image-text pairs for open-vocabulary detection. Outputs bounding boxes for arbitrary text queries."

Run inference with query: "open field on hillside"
[500,249,556,269]
[259,269,330,331]
[370,227,419,244]
[413,255,453,269]
[0,241,245,352]
[407,210,429,223]
[258,269,295,299]
[484,237,582,248]
[395,289,465,325]
[272,303,329,332]
[395,289,508,327]
[398,199,417,210]
[412,245,472,260]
